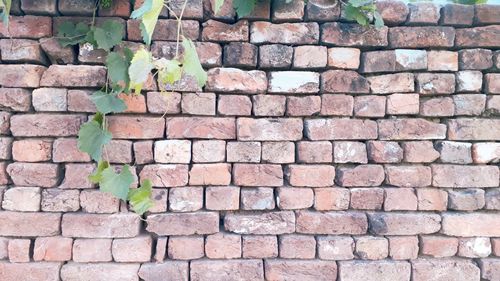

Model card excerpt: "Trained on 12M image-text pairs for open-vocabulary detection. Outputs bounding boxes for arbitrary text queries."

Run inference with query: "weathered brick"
[327,47,360,69]
[411,259,480,281]
[367,141,402,163]
[336,165,384,187]
[191,260,264,281]
[206,68,267,94]
[266,260,336,281]
[287,96,321,116]
[40,37,76,65]
[459,48,493,70]
[472,142,500,164]
[237,118,302,141]
[259,44,293,69]
[379,118,446,140]
[205,232,241,259]
[448,189,485,211]
[59,163,95,189]
[272,0,304,22]
[432,164,499,188]
[0,65,46,88]
[61,263,140,281]
[448,119,500,140]
[277,187,314,210]
[296,211,367,235]
[421,236,458,258]
[80,190,120,213]
[436,141,472,164]
[0,38,46,64]
[202,20,248,42]
[147,212,219,235]
[428,51,458,71]
[112,236,152,262]
[355,236,388,260]
[181,92,216,115]
[139,164,188,187]
[297,141,332,163]
[458,237,491,258]
[62,213,140,238]
[368,73,414,94]
[305,0,340,21]
[138,262,189,281]
[146,92,181,114]
[333,141,367,164]
[369,213,441,235]
[262,141,295,163]
[52,138,90,162]
[128,19,198,41]
[72,239,112,262]
[456,26,500,48]
[12,138,51,162]
[206,186,239,211]
[0,262,61,281]
[389,26,454,48]
[442,213,500,237]
[8,239,30,262]
[41,189,80,212]
[251,22,319,44]
[407,2,440,24]
[189,163,232,186]
[286,164,335,187]
[241,187,275,210]
[402,141,440,163]
[10,114,85,137]
[154,140,191,164]
[354,95,386,117]
[167,117,235,139]
[416,73,455,95]
[322,23,388,47]
[486,74,500,94]
[420,97,455,117]
[453,94,486,116]
[350,188,384,210]
[2,187,41,212]
[314,188,350,211]
[305,119,377,140]
[0,16,52,38]
[252,95,286,116]
[0,211,60,236]
[226,141,260,163]
[441,4,474,26]
[321,70,369,94]
[456,70,483,92]
[233,164,283,187]
[338,260,410,281]
[33,236,72,262]
[479,259,500,281]
[385,188,417,211]
[376,0,409,25]
[268,71,320,93]
[417,188,448,211]
[389,236,419,260]
[7,162,59,187]
[40,65,106,87]
[225,211,295,234]
[223,42,257,68]
[107,116,165,139]
[218,95,252,116]
[242,235,278,258]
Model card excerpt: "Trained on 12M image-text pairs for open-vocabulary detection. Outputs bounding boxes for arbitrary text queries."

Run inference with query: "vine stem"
[175,0,188,57]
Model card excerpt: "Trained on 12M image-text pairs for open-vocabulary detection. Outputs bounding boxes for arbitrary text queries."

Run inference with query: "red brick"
[279,235,315,259]
[226,141,261,163]
[225,211,295,234]
[321,70,369,94]
[7,162,59,187]
[205,233,241,259]
[146,92,181,114]
[493,238,500,256]
[386,165,432,187]
[475,4,500,24]
[320,94,353,116]
[420,97,455,117]
[80,190,120,213]
[411,259,480,281]
[189,163,231,186]
[333,141,367,164]
[354,95,386,117]
[0,112,10,135]
[296,211,367,235]
[479,259,500,281]
[41,37,76,65]
[336,165,384,187]
[140,164,188,187]
[67,90,95,112]
[448,189,485,211]
[154,140,191,164]
[242,235,278,258]
[369,213,441,235]
[12,139,52,162]
[0,16,52,38]
[389,236,419,260]
[149,189,168,213]
[233,164,283,187]
[62,213,140,238]
[0,263,61,281]
[487,74,500,93]
[0,65,46,88]
[338,260,410,281]
[241,187,275,210]
[147,212,219,236]
[322,23,388,47]
[266,260,337,281]
[442,213,500,237]
[217,95,252,116]
[384,188,417,211]
[407,2,440,24]
[112,236,152,262]
[10,114,85,137]
[223,42,257,68]
[293,46,327,69]
[350,188,384,210]
[327,47,360,69]
[107,116,165,139]
[368,73,414,94]
[32,88,67,112]
[202,20,249,42]
[297,141,332,163]
[367,141,403,163]
[272,0,304,21]
[8,239,30,262]
[427,51,458,71]
[459,48,493,70]
[453,94,486,116]
[72,239,112,262]
[472,142,500,164]
[449,118,500,141]
[128,19,199,41]
[436,141,472,164]
[61,263,140,281]
[417,188,448,211]
[252,95,286,116]
[262,141,295,163]
[416,73,455,95]
[206,186,239,211]
[41,189,80,212]
[0,211,60,236]
[2,187,41,212]
[98,0,131,17]
[53,138,91,162]
[378,118,446,140]
[259,44,293,69]
[421,236,458,258]
[287,164,335,187]
[314,188,349,211]
[192,140,226,163]
[457,70,483,92]
[317,236,354,260]
[458,237,491,258]
[389,26,455,48]
[191,260,264,281]
[277,187,314,210]
[376,0,409,25]
[305,119,377,140]
[33,237,72,262]
[355,236,388,260]
[59,163,95,189]
[456,26,500,48]
[40,65,106,87]
[0,137,10,160]
[251,22,319,44]
[402,141,440,163]
[432,164,499,188]
[181,92,216,115]
[237,118,302,141]
[0,88,31,111]
[167,117,235,139]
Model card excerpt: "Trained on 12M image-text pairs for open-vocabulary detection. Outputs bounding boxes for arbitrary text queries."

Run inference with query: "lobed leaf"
[233,0,256,18]
[131,0,163,45]
[57,22,91,47]
[155,58,182,86]
[100,165,134,201]
[77,113,112,161]
[128,48,154,94]
[94,20,123,51]
[181,38,207,87]
[89,160,110,184]
[91,91,127,115]
[106,51,131,88]
[128,179,154,215]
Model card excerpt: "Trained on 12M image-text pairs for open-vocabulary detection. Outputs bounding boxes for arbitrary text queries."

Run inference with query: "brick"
[266,260,337,281]
[459,48,493,70]
[101,140,132,164]
[479,259,500,281]
[456,70,483,92]
[202,20,248,42]
[7,162,59,187]
[417,188,448,211]
[237,118,302,141]
[72,239,112,262]
[12,139,51,162]
[147,212,219,236]
[218,95,252,116]
[206,186,239,211]
[379,118,446,140]
[407,2,440,24]
[317,236,354,260]
[233,164,283,187]
[436,141,472,164]
[0,211,60,236]
[486,74,500,94]
[441,4,474,26]
[80,190,119,213]
[389,236,418,260]
[242,235,278,258]
[41,189,80,212]
[458,237,491,258]
[8,239,30,262]
[297,141,332,163]
[336,165,384,187]
[402,141,440,163]
[0,65,46,88]
[33,237,72,262]
[225,211,295,235]
[0,39,46,64]
[78,43,107,64]
[53,138,90,162]
[456,26,500,48]
[386,165,431,188]
[2,186,41,212]
[0,16,52,38]
[226,141,260,163]
[98,0,131,17]
[0,162,7,185]
[0,262,61,281]
[146,92,181,114]
[112,236,152,262]
[262,141,295,163]
[138,262,188,281]
[416,73,455,94]
[472,142,500,164]
[368,213,441,235]
[428,51,458,71]
[181,92,216,115]
[320,94,354,116]
[314,188,350,211]
[338,260,410,281]
[354,95,386,117]
[277,187,314,210]
[31,88,67,112]
[493,239,500,256]
[321,70,369,93]
[251,22,319,44]
[448,189,485,211]
[189,163,231,186]
[322,23,388,47]
[368,73,414,94]
[448,119,500,140]
[223,42,257,68]
[10,114,85,137]
[192,140,225,163]
[278,235,315,259]
[386,93,419,115]
[0,237,8,259]
[411,259,480,281]
[0,137,11,160]
[62,213,140,238]
[241,187,275,210]
[327,47,360,69]
[296,211,367,235]
[167,117,235,139]
[205,233,241,259]
[40,37,76,65]
[154,140,191,164]
[268,71,320,93]
[67,90,95,112]
[287,96,321,116]
[40,65,106,87]
[333,141,367,164]
[293,46,327,69]
[453,94,486,116]
[168,187,203,212]
[376,0,408,25]
[367,141,402,163]
[287,165,335,187]
[149,189,168,213]
[421,236,458,258]
[360,50,395,73]
[475,4,500,24]
[0,112,10,135]
[128,19,198,42]
[58,0,94,15]
[305,0,340,21]
[140,165,189,187]
[350,188,384,210]
[259,44,293,69]
[272,0,304,21]
[61,263,140,281]
[420,97,455,117]
[442,213,500,236]
[21,0,58,15]
[385,188,417,211]
[389,27,454,48]
[306,119,377,140]
[483,188,499,210]
[59,163,94,189]
[191,260,264,281]
[432,164,499,188]
[355,236,388,260]
[108,116,165,139]
[252,95,286,116]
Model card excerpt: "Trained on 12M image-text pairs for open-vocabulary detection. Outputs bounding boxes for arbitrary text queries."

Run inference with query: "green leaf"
[0,0,11,26]
[214,0,224,14]
[348,0,372,8]
[100,165,134,201]
[131,0,163,45]
[131,0,153,18]
[233,0,256,18]
[181,38,207,87]
[89,160,110,183]
[94,20,123,51]
[373,10,384,28]
[106,51,130,87]
[344,4,369,26]
[57,21,91,47]
[129,48,154,94]
[128,179,154,215]
[77,113,112,161]
[91,91,127,115]
[155,58,182,85]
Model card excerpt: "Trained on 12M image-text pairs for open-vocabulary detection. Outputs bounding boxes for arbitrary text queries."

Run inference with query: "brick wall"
[0,0,500,280]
